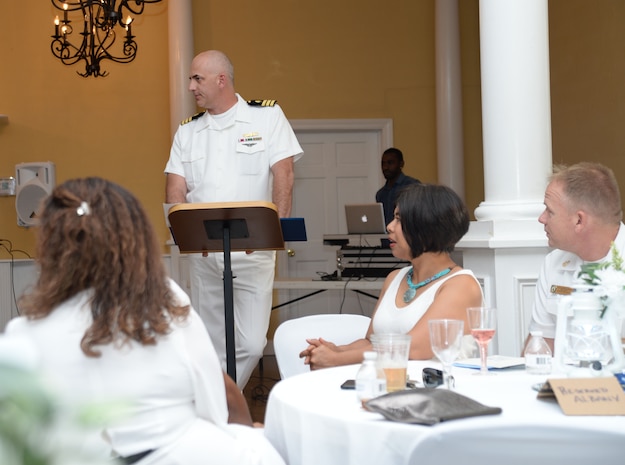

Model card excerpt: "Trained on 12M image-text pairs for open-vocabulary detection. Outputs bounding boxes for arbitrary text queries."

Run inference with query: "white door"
[275,119,393,321]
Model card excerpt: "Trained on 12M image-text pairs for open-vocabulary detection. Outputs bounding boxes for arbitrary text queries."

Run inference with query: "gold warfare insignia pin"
[239,132,262,147]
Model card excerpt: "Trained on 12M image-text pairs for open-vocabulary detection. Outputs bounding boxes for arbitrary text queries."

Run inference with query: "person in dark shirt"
[375,147,421,224]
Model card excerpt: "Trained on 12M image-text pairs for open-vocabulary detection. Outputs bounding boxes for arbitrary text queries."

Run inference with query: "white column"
[457,0,552,357]
[167,0,195,285]
[168,0,195,139]
[435,0,465,199]
[474,0,552,221]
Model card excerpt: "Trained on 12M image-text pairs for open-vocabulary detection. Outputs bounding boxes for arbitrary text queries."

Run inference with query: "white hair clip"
[76,201,91,216]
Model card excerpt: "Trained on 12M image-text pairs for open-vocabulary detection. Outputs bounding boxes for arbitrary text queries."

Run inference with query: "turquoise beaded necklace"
[403,266,453,303]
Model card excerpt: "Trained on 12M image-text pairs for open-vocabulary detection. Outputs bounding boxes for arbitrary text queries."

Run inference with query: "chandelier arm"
[95,30,138,64]
[119,0,163,17]
[50,0,161,77]
[51,0,84,12]
[50,40,84,66]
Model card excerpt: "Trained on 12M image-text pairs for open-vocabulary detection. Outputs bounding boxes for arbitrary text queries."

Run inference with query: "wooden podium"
[168,201,285,381]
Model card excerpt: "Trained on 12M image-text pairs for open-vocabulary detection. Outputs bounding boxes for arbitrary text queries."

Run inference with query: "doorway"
[274,119,393,322]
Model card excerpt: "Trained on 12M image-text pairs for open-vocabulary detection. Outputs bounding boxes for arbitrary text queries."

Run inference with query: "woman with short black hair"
[300,183,482,369]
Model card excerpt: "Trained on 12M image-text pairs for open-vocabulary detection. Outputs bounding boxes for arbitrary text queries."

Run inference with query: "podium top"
[168,201,285,253]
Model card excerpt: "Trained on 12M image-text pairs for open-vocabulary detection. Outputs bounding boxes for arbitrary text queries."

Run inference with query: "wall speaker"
[15,162,56,227]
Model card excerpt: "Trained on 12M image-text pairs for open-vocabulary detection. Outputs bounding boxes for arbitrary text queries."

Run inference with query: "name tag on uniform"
[550,285,574,295]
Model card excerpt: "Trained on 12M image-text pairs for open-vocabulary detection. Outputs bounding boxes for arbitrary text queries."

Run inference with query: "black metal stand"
[222,223,236,380]
[167,201,285,383]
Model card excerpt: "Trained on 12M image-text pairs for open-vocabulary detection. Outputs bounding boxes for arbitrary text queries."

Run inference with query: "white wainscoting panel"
[0,259,38,331]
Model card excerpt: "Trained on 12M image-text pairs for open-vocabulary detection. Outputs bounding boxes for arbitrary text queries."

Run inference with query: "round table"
[263,360,625,465]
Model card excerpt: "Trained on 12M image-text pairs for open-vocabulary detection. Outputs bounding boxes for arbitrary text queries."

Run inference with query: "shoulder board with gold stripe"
[180,111,205,125]
[247,99,277,107]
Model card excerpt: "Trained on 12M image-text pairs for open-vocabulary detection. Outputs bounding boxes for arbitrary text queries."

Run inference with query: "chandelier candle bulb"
[125,16,133,39]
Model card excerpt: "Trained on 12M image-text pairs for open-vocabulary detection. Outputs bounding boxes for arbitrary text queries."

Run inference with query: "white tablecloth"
[263,361,625,465]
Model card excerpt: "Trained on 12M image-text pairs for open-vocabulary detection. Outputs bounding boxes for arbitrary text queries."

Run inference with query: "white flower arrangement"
[577,242,625,319]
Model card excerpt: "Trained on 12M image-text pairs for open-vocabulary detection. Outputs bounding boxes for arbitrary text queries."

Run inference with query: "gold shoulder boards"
[247,99,277,107]
[180,111,205,125]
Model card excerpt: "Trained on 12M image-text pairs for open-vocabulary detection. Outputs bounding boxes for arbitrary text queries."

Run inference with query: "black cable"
[249,383,272,404]
[245,371,280,405]
[353,285,369,316]
[0,239,31,258]
[338,273,360,314]
[0,239,33,316]
[317,270,338,281]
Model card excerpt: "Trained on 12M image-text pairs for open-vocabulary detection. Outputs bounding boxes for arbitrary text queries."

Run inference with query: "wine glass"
[428,319,465,389]
[466,307,497,375]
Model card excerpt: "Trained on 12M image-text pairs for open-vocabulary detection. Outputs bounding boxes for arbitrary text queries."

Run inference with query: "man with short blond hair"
[527,162,625,352]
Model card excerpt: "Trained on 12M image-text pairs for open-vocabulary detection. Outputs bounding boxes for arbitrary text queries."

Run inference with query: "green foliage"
[610,243,625,271]
[577,261,609,285]
[0,365,54,465]
[577,241,625,284]
[576,242,625,319]
[0,362,119,465]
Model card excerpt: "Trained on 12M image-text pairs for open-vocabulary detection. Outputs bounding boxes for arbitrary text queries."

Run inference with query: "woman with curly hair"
[5,177,283,465]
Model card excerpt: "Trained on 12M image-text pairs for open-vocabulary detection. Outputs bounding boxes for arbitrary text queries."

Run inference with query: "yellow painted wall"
[190,0,483,204]
[549,0,625,174]
[1,0,625,260]
[0,1,171,256]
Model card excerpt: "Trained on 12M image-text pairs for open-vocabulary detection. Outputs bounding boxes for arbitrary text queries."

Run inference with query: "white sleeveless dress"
[372,266,480,358]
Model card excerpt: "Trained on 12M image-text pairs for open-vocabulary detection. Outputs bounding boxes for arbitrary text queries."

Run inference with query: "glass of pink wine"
[466,307,497,375]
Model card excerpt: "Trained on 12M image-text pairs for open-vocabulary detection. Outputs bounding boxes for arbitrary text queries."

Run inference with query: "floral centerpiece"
[577,242,625,319]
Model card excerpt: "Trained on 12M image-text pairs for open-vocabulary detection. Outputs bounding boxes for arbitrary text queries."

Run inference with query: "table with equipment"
[271,278,384,311]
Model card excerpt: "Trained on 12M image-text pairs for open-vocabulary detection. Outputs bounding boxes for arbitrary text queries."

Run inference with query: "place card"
[537,377,625,415]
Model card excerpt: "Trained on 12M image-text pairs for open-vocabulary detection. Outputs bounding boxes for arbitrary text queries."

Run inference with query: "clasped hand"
[299,338,339,370]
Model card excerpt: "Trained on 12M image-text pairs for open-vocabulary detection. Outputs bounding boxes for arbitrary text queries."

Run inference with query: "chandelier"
[50,0,163,78]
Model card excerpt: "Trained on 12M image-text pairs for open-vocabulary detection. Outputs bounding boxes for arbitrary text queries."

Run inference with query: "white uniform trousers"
[189,251,275,388]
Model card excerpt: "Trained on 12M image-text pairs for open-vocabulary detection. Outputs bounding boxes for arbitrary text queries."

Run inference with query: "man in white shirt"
[528,162,625,352]
[165,50,303,388]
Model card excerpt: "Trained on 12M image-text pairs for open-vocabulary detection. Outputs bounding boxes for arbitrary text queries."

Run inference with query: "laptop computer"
[345,203,387,234]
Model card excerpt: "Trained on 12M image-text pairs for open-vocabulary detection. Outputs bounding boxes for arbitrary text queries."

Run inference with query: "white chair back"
[410,420,624,465]
[273,314,371,379]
